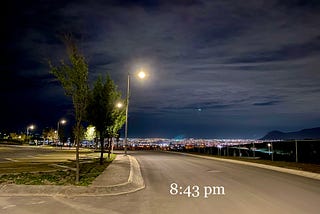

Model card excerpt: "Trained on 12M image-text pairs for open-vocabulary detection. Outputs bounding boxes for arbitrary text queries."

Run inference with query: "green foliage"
[86,74,122,136]
[0,154,116,186]
[49,36,89,123]
[86,74,125,163]
[84,125,96,141]
[42,128,56,142]
[8,133,25,142]
[48,35,89,182]
[108,103,126,137]
[86,75,123,135]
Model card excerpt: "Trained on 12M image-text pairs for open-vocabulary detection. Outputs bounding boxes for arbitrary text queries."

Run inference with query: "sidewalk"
[0,154,145,197]
[171,152,320,180]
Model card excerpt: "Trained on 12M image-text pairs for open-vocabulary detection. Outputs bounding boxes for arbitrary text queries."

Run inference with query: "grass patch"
[0,154,116,186]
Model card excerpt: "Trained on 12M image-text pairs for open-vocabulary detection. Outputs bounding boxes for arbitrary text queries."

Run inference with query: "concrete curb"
[171,152,320,181]
[0,155,145,197]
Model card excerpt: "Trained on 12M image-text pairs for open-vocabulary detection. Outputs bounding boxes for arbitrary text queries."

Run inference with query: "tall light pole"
[57,119,66,144]
[295,140,298,163]
[268,143,273,161]
[124,73,130,155]
[124,70,146,155]
[26,125,35,142]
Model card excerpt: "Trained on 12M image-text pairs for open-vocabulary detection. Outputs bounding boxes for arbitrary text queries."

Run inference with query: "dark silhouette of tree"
[86,74,124,164]
[106,102,125,158]
[49,35,89,183]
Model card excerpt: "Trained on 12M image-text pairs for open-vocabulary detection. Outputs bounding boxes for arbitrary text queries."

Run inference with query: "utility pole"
[295,140,298,163]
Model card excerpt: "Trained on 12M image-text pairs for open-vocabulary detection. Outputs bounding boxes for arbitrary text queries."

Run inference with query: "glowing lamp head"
[138,71,146,79]
[116,102,123,108]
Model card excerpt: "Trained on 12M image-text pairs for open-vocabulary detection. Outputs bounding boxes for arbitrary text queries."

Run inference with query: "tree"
[49,35,89,183]
[42,127,56,142]
[106,103,126,158]
[86,74,123,164]
[84,125,96,141]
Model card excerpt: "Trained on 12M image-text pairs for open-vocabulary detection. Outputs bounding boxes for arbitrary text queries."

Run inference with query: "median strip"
[0,154,145,196]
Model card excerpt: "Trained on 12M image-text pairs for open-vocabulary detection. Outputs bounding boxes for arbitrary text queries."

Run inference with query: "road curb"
[171,152,320,181]
[0,155,145,197]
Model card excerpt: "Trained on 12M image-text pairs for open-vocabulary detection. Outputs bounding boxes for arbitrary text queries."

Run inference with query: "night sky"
[1,0,320,139]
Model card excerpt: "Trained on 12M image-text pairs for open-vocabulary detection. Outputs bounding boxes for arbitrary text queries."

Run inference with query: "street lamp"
[57,119,66,144]
[267,143,273,161]
[267,143,271,154]
[116,102,123,108]
[124,70,147,155]
[138,71,146,79]
[26,125,35,142]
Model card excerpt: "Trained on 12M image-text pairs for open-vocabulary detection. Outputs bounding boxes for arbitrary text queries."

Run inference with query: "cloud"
[2,0,320,137]
[253,101,281,106]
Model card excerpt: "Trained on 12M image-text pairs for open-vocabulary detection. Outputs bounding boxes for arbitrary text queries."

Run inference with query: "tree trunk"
[75,123,81,184]
[76,137,80,183]
[111,137,114,154]
[100,134,104,165]
[107,137,112,159]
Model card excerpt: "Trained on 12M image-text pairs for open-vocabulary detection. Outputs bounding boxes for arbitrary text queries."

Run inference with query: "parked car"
[29,141,36,146]
[80,140,94,148]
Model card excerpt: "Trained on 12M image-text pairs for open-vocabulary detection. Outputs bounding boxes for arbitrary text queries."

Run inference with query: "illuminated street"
[1,151,319,214]
[2,1,320,213]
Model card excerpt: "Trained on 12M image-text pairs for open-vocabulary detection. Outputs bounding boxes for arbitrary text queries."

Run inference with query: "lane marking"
[4,158,19,162]
[207,170,222,173]
[30,201,46,205]
[2,204,16,209]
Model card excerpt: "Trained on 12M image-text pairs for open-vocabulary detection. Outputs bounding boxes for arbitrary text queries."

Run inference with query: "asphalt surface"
[0,145,55,162]
[1,151,320,214]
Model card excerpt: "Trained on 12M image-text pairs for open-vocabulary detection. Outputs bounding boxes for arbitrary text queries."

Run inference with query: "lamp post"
[268,143,273,161]
[57,119,66,145]
[124,70,146,155]
[26,125,35,143]
[295,140,298,163]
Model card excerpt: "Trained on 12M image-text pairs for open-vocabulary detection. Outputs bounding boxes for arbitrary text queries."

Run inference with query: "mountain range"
[260,127,320,140]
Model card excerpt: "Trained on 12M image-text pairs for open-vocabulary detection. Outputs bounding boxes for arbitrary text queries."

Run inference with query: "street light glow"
[116,102,123,108]
[26,124,35,141]
[57,119,67,144]
[138,70,146,79]
[28,125,35,130]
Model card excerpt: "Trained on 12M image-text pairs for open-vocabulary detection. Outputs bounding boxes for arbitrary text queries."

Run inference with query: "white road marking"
[4,158,19,162]
[207,170,222,173]
[2,204,16,209]
[30,201,46,205]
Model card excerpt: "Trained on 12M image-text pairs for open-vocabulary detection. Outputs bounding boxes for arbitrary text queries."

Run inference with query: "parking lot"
[0,144,99,166]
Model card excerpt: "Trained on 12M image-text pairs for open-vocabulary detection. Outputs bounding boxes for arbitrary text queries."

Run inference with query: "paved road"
[1,151,320,214]
[0,145,97,164]
[0,145,55,162]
